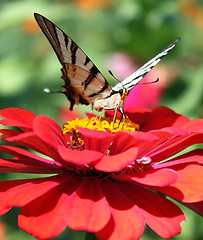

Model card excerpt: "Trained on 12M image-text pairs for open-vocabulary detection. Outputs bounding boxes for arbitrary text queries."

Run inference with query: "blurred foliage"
[0,0,203,239]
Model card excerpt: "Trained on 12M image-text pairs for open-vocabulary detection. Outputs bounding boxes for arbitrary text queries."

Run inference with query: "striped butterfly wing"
[112,38,180,92]
[34,13,112,110]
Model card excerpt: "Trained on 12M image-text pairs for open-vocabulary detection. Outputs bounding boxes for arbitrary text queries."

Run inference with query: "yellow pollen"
[63,116,139,134]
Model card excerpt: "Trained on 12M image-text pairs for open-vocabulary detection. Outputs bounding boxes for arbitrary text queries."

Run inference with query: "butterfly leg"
[94,111,99,122]
[94,109,104,126]
[119,108,125,127]
[98,108,104,121]
[119,95,126,126]
[112,105,118,126]
[118,108,128,128]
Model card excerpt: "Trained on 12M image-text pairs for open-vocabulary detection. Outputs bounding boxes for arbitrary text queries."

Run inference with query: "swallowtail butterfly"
[34,13,179,116]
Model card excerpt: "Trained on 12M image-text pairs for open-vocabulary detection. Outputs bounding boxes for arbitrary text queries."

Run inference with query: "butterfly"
[34,13,179,117]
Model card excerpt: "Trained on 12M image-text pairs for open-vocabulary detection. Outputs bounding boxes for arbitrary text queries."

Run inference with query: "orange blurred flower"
[74,0,114,9]
[21,17,40,34]
[0,221,7,240]
[180,0,203,28]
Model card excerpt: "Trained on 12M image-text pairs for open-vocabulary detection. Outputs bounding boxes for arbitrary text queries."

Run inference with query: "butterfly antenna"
[108,70,124,89]
[137,78,159,85]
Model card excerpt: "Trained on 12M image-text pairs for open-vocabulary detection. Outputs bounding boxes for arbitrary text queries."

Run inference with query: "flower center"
[63,117,139,150]
[63,116,143,178]
[63,116,139,134]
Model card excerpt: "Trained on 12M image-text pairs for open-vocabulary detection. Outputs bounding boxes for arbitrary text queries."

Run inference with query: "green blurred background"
[0,0,202,239]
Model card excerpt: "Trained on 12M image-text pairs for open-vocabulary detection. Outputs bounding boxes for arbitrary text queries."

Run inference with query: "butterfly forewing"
[34,13,112,110]
[112,38,180,92]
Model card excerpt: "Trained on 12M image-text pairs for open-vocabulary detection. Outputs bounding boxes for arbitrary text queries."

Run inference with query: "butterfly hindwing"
[61,63,111,110]
[34,13,112,110]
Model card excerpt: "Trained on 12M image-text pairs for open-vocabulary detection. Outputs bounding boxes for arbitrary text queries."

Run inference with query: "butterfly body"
[34,13,179,114]
[93,92,122,111]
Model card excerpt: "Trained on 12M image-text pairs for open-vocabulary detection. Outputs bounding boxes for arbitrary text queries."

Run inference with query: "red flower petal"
[153,149,203,168]
[63,180,111,232]
[0,179,33,211]
[0,108,35,129]
[58,145,103,165]
[0,145,62,167]
[0,129,22,141]
[150,132,203,162]
[5,131,34,142]
[6,132,62,163]
[94,147,138,172]
[0,158,63,174]
[0,175,68,209]
[77,127,114,153]
[141,107,189,131]
[136,130,183,161]
[113,168,178,187]
[182,119,203,132]
[96,180,144,240]
[110,131,157,155]
[18,176,81,239]
[117,181,185,239]
[33,115,67,148]
[153,164,203,202]
[0,208,11,216]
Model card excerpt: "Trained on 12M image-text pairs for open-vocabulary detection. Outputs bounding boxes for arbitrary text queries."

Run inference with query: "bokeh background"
[0,0,202,239]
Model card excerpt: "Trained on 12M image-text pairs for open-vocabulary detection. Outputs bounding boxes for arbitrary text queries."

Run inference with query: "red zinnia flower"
[0,107,202,240]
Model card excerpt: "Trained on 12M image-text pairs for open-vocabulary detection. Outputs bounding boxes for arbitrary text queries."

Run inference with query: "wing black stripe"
[70,41,78,65]
[82,74,96,89]
[63,32,69,51]
[80,65,99,90]
[45,21,61,50]
[84,56,90,66]
[88,80,109,98]
[90,65,99,75]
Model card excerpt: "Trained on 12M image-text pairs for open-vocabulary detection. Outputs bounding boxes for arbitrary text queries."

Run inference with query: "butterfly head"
[119,88,129,100]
